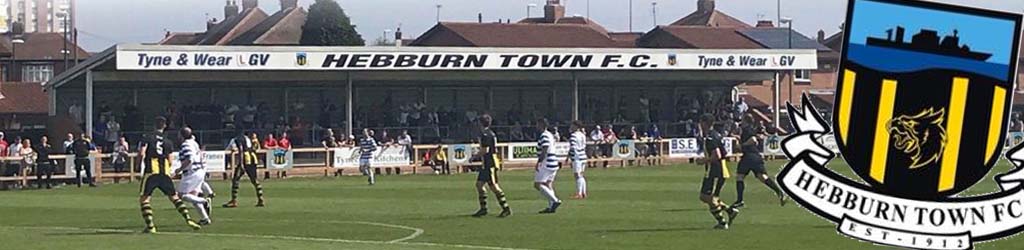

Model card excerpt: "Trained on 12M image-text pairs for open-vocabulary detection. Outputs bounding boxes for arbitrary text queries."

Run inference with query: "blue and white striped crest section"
[179,138,204,169]
[360,137,378,160]
[569,131,588,162]
[539,131,560,167]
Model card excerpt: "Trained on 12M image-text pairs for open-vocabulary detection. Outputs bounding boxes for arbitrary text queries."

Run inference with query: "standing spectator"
[398,130,413,162]
[1012,113,1024,133]
[35,136,55,189]
[112,136,130,173]
[94,116,109,150]
[106,117,122,152]
[735,97,749,118]
[18,138,35,180]
[0,132,8,158]
[601,125,618,158]
[71,134,97,187]
[588,125,603,159]
[321,129,338,148]
[62,133,75,152]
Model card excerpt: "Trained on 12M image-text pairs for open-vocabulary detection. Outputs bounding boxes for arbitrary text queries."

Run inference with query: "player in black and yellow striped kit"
[223,131,266,208]
[138,116,201,233]
[698,120,739,230]
[472,114,512,218]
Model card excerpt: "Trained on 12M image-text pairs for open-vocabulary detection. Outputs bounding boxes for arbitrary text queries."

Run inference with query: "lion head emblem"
[888,108,947,170]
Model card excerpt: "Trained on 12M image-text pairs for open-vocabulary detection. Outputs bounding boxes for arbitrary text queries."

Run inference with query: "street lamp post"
[628,0,633,32]
[781,17,794,105]
[527,3,537,18]
[58,11,69,70]
[651,1,658,26]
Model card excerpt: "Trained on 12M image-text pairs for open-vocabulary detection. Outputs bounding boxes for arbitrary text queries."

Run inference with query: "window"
[23,64,54,83]
[794,70,811,84]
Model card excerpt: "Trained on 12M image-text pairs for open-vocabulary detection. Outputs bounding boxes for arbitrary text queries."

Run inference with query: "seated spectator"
[588,125,603,159]
[264,133,279,149]
[279,132,292,150]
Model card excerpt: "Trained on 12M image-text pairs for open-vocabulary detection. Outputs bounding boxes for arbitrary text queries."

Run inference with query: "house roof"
[737,28,832,52]
[671,10,751,28]
[193,8,269,45]
[0,82,47,114]
[638,26,763,49]
[519,16,611,34]
[822,31,843,52]
[158,32,202,45]
[4,33,89,61]
[228,7,307,45]
[411,22,635,48]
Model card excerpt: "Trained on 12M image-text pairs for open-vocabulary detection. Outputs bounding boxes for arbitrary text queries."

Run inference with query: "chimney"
[242,0,258,10]
[478,13,483,23]
[206,18,218,30]
[394,27,403,48]
[755,20,774,28]
[279,0,297,10]
[224,0,239,19]
[544,0,565,22]
[697,0,715,13]
[817,30,825,42]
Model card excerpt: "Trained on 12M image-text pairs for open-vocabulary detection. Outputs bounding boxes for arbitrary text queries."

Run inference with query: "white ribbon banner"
[778,96,1024,250]
[332,146,410,168]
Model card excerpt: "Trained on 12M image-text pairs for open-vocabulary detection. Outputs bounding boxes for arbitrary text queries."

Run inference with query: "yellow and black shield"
[834,0,1022,199]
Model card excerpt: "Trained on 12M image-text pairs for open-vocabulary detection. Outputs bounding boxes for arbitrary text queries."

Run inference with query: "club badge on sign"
[778,0,1024,249]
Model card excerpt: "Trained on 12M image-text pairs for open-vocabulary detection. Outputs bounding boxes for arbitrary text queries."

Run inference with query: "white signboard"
[507,142,569,162]
[170,150,228,173]
[764,135,785,156]
[64,156,96,176]
[266,149,294,170]
[614,140,636,159]
[116,46,818,71]
[668,138,702,158]
[332,146,410,168]
[722,137,738,157]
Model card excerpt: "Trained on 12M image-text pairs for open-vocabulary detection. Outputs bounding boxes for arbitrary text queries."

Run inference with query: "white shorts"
[535,166,559,183]
[177,168,207,194]
[572,160,586,174]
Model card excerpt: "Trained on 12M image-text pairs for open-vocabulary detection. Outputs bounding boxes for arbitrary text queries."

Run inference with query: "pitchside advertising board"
[115,46,817,71]
[506,142,570,162]
[332,146,410,168]
[168,150,228,173]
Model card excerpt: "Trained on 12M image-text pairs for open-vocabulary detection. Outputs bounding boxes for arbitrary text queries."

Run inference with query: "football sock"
[479,194,488,210]
[576,176,587,195]
[201,182,214,196]
[764,178,783,197]
[230,180,240,201]
[539,185,560,205]
[495,190,510,209]
[192,200,210,220]
[736,181,746,202]
[173,198,193,221]
[251,179,264,200]
[141,201,155,230]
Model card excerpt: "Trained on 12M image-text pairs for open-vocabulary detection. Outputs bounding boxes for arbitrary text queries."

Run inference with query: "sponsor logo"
[779,0,1023,249]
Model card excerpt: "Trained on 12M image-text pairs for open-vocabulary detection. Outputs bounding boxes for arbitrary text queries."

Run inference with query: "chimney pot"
[544,0,565,22]
[225,0,239,19]
[817,30,825,42]
[478,13,483,23]
[279,0,297,10]
[698,0,715,13]
[242,0,258,10]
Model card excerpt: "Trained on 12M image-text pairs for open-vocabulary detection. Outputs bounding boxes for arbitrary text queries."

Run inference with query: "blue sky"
[74,0,1023,52]
[849,0,1019,64]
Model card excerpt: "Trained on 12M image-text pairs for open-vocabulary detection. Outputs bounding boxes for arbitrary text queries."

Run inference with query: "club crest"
[777,0,1023,249]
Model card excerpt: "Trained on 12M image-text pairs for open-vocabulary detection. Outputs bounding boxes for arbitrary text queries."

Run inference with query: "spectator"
[735,97,749,117]
[112,136,129,173]
[263,133,279,149]
[425,145,449,175]
[601,125,618,158]
[9,136,22,159]
[106,116,122,152]
[35,136,56,189]
[1012,113,1024,133]
[588,125,603,158]
[18,138,35,178]
[398,130,413,162]
[62,133,74,152]
[379,130,395,145]
[322,129,338,148]
[71,134,97,187]
[0,132,8,158]
[279,132,292,150]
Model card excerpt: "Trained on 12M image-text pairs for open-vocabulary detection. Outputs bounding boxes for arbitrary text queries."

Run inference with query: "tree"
[300,0,365,46]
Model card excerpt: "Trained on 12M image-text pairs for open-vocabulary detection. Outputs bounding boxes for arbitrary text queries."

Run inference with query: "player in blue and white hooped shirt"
[534,118,562,214]
[568,120,588,199]
[175,127,213,225]
[359,129,378,185]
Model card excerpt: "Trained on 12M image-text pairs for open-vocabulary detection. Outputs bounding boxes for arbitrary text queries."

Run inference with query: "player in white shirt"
[175,128,213,225]
[568,121,588,199]
[534,118,562,214]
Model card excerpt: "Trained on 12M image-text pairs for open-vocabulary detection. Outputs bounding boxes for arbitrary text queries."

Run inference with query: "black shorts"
[701,177,726,196]
[477,167,499,184]
[737,158,767,176]
[141,174,176,197]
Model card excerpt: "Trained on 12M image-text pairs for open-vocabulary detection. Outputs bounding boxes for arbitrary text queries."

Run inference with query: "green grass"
[1,160,1023,250]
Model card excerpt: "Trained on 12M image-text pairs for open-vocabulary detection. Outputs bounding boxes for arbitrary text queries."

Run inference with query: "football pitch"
[1,160,1022,250]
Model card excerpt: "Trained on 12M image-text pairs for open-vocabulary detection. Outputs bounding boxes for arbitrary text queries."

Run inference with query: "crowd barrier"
[7,132,1017,187]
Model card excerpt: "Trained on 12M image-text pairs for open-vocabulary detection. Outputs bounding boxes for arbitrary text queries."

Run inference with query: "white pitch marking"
[221,218,424,243]
[3,225,533,250]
